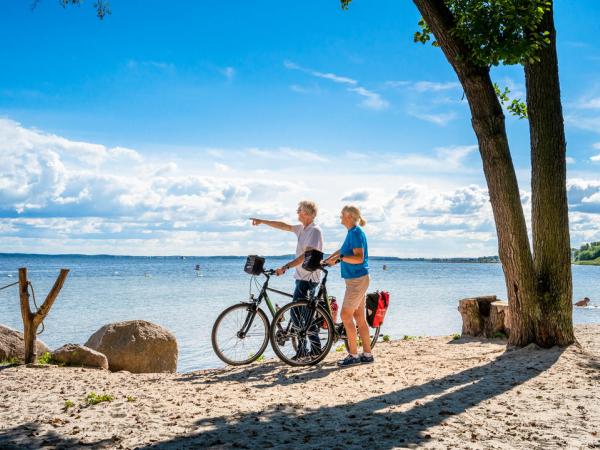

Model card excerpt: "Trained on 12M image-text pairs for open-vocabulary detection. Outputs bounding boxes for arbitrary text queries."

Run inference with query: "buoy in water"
[382,264,388,271]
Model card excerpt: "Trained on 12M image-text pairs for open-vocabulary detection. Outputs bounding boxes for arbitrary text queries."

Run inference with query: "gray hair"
[298,200,318,218]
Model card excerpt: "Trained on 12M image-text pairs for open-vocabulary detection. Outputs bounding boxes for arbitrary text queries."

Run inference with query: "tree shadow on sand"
[143,345,567,449]
[0,421,114,450]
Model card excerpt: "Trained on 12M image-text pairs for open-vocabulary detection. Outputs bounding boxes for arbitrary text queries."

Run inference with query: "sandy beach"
[1,324,599,449]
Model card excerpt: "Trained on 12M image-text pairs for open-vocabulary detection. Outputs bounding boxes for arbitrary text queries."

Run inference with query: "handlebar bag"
[244,255,265,275]
[302,249,323,272]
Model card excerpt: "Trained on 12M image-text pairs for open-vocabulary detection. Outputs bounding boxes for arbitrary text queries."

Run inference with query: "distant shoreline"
[0,252,501,263]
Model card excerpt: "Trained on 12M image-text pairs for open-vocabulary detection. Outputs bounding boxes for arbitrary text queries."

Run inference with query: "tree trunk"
[412,0,538,346]
[524,1,574,346]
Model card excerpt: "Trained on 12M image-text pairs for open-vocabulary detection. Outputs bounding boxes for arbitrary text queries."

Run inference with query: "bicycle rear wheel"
[269,300,334,367]
[211,303,269,366]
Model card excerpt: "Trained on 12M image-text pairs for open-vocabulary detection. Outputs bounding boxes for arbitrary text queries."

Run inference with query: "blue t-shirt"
[340,226,369,279]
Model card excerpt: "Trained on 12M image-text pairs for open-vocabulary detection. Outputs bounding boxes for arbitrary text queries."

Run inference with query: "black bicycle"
[211,256,296,365]
[268,260,380,367]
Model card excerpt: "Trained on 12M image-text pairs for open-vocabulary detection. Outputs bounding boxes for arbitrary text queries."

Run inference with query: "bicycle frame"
[239,270,294,337]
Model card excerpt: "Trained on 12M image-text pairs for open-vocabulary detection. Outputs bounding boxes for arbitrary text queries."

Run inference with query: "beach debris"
[51,343,109,370]
[0,324,49,362]
[85,320,178,373]
[575,297,591,307]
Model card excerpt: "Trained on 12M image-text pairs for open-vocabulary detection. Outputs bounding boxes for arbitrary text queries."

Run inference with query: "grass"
[492,331,507,339]
[36,352,54,365]
[574,257,600,266]
[402,335,417,341]
[0,356,20,366]
[126,395,136,402]
[452,333,461,340]
[64,400,75,410]
[255,354,266,362]
[382,334,391,343]
[86,392,114,405]
[335,344,345,352]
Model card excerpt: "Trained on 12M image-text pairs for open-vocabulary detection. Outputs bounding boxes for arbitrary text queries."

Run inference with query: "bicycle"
[268,261,380,367]
[211,256,296,366]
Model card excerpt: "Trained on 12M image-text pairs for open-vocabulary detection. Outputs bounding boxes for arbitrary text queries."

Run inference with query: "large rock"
[51,344,108,370]
[0,324,49,361]
[85,320,178,373]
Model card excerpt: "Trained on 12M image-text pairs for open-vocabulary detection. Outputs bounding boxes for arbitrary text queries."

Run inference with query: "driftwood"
[458,296,510,338]
[18,267,69,363]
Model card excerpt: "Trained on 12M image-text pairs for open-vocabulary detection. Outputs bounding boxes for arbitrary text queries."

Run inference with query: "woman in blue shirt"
[324,205,372,367]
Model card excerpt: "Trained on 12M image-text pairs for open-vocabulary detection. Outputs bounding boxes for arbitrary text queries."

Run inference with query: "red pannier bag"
[365,291,390,328]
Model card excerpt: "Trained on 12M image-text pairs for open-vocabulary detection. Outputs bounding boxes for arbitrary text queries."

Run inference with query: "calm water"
[1,254,599,372]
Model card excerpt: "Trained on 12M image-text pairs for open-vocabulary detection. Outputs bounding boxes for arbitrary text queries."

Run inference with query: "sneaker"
[360,354,374,364]
[337,355,361,367]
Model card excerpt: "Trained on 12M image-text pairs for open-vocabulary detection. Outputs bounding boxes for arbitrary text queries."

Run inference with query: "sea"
[1,254,599,372]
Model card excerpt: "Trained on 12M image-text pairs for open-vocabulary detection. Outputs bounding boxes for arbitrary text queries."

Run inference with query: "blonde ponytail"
[341,205,366,227]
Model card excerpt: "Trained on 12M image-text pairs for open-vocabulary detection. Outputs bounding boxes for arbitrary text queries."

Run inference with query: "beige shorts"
[342,274,370,311]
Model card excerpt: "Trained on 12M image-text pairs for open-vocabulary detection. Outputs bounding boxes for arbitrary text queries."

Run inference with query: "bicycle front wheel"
[211,303,270,366]
[269,300,334,367]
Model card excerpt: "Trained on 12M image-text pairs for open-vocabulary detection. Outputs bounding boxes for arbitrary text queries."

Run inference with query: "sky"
[1,1,600,257]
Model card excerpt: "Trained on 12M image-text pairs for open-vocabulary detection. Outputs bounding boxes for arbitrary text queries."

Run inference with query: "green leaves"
[414,1,552,68]
[493,83,527,119]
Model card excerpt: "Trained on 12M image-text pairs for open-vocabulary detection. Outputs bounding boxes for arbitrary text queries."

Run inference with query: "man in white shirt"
[250,200,324,358]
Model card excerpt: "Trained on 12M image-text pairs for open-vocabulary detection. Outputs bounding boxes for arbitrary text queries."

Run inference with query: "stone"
[85,320,178,373]
[0,324,49,361]
[51,343,108,369]
[575,297,591,307]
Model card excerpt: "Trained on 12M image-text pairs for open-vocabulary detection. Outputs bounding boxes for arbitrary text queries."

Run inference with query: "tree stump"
[458,296,510,338]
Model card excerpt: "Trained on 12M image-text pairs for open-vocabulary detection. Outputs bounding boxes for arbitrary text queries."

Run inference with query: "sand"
[1,325,599,449]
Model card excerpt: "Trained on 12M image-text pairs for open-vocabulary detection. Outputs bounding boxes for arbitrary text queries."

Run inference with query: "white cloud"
[386,80,461,92]
[575,97,600,110]
[4,118,600,256]
[566,156,576,164]
[221,66,235,81]
[591,154,600,162]
[408,111,457,126]
[348,87,389,111]
[284,60,388,111]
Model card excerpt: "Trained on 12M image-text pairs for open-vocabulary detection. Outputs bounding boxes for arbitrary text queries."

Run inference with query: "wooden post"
[18,267,69,364]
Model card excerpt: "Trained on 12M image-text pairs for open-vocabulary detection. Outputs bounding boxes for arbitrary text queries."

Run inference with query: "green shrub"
[126,395,136,402]
[86,392,114,405]
[64,399,75,410]
[0,357,19,366]
[36,352,53,365]
[382,335,391,343]
[452,333,461,340]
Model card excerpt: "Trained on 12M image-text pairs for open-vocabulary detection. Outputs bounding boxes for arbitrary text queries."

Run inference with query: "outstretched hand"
[275,267,286,276]
[250,218,262,226]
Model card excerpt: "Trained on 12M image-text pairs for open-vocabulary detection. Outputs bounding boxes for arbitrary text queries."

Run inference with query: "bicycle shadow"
[140,344,566,449]
[176,360,339,389]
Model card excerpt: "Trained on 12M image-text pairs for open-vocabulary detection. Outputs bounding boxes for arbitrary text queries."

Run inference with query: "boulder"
[0,324,49,361]
[51,344,108,370]
[85,320,178,373]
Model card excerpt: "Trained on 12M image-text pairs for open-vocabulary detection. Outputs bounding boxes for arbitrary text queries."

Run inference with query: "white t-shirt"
[292,222,323,282]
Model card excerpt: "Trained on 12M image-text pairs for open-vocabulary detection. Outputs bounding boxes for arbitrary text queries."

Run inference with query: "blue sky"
[1,1,600,256]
